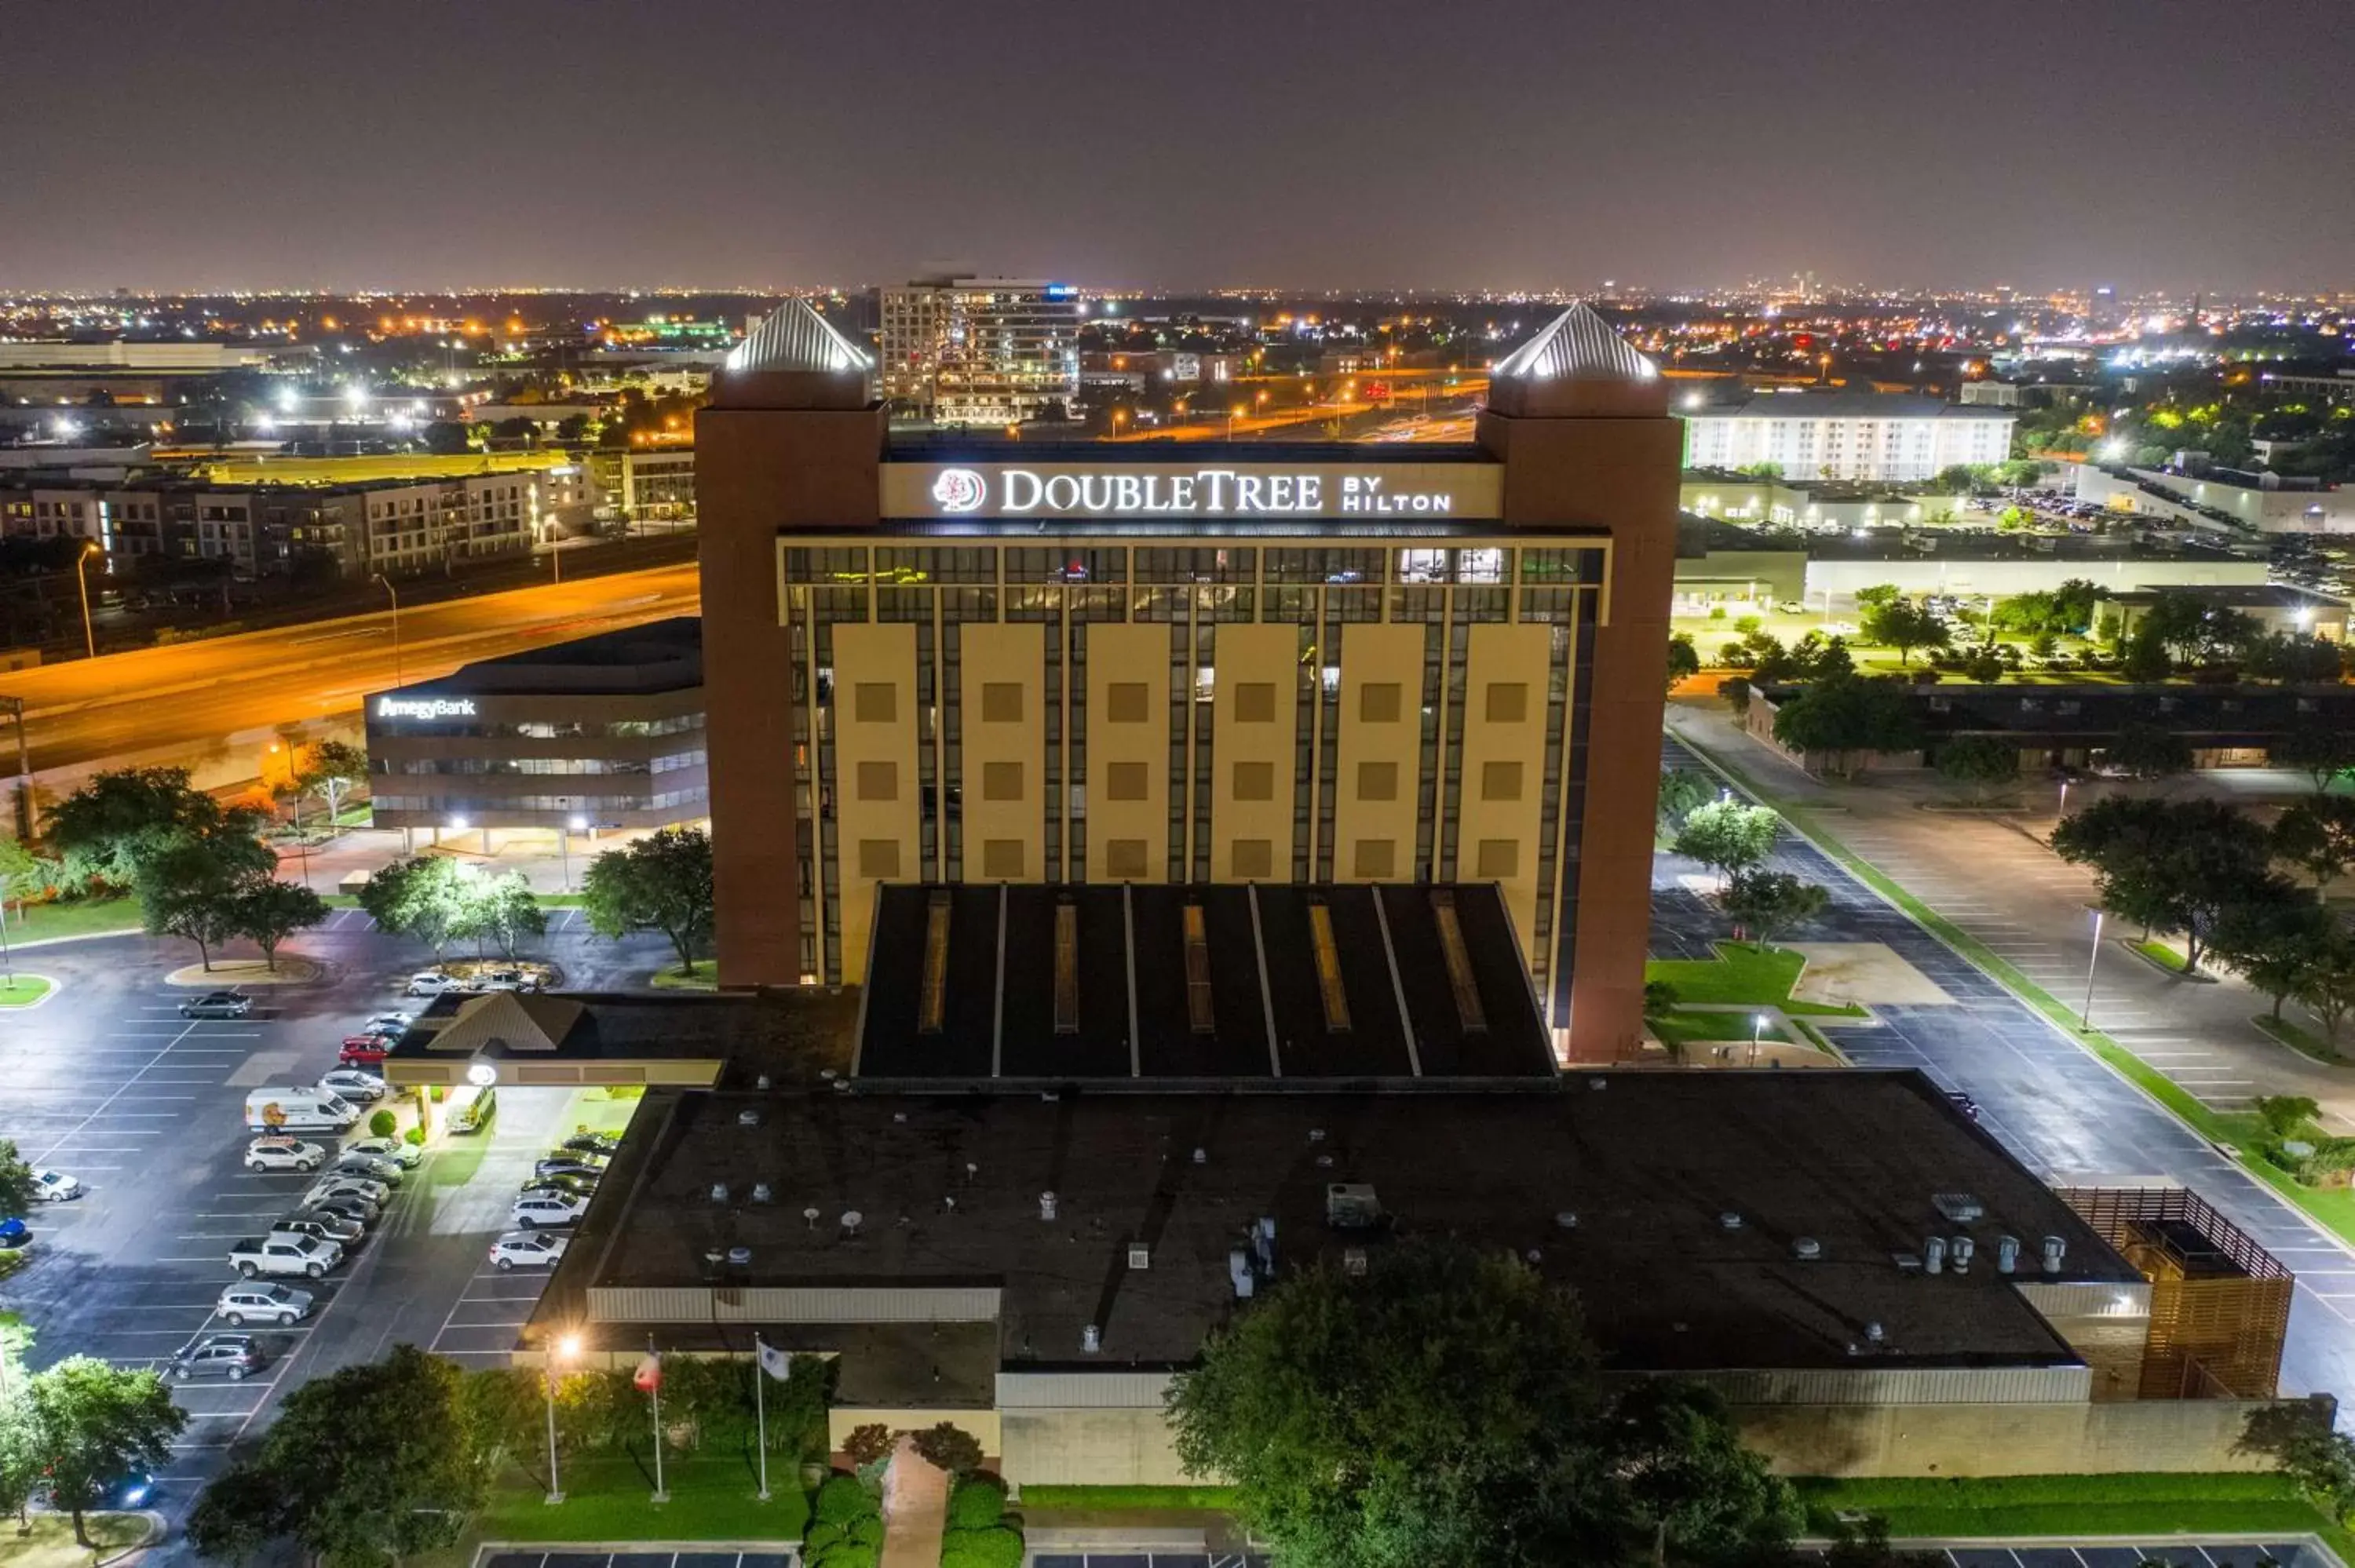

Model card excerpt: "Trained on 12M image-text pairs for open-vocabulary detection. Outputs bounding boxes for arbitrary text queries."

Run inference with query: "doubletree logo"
[931,469,986,512]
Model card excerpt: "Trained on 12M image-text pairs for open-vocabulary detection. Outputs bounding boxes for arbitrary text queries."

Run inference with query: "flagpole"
[648,1333,668,1503]
[754,1333,772,1501]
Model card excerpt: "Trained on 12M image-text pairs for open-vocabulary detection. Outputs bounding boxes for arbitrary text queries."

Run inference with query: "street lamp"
[73,541,101,660]
[2079,905,2106,1030]
[561,815,586,892]
[544,1331,580,1504]
[371,572,403,689]
[1750,1012,1768,1067]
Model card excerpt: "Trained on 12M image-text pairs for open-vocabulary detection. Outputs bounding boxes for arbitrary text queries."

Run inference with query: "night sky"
[5,0,2350,294]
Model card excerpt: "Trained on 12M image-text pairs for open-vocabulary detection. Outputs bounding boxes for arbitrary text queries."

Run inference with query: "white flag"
[757,1340,794,1382]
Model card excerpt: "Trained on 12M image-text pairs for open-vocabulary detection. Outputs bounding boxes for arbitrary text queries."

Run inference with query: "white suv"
[406,971,463,996]
[487,1231,568,1271]
[509,1192,587,1229]
[246,1136,326,1172]
[217,1282,313,1327]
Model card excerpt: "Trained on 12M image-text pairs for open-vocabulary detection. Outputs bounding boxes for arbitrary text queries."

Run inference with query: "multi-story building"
[363,616,706,839]
[590,447,697,526]
[697,299,1681,1061]
[878,277,1080,425]
[1681,390,2015,482]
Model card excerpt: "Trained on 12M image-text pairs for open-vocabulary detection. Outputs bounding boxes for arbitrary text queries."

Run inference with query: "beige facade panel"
[1458,622,1553,944]
[831,622,920,980]
[1211,623,1299,882]
[1086,622,1170,882]
[959,623,1046,883]
[1334,623,1426,881]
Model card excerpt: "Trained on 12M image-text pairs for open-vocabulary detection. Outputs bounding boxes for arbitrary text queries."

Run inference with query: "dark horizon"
[2,0,2351,295]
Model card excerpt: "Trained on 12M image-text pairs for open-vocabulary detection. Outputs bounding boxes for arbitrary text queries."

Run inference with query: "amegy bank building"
[697,302,1681,1061]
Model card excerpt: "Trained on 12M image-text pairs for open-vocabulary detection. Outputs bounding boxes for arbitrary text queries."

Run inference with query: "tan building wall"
[1334,623,1426,882]
[1211,623,1301,881]
[1085,622,1172,884]
[832,622,921,981]
[1736,1398,2278,1478]
[959,623,1046,882]
[1002,1407,1199,1488]
[1456,622,1554,946]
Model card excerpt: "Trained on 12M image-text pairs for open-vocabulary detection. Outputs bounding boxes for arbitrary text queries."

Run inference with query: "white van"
[243,1088,360,1133]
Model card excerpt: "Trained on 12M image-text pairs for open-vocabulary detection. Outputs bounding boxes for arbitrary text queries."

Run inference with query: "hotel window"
[982,839,1024,879]
[983,762,1024,801]
[856,762,897,801]
[1232,762,1273,801]
[1232,839,1272,879]
[1353,839,1396,879]
[1356,761,1397,801]
[856,840,901,879]
[1106,682,1149,724]
[1475,839,1520,879]
[981,682,1024,723]
[1481,760,1524,801]
[1234,682,1276,724]
[1358,682,1401,724]
[1107,762,1148,801]
[1105,838,1148,878]
[853,683,898,724]
[1484,683,1528,724]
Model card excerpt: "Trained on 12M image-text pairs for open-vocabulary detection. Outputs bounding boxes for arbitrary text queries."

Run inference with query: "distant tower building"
[878,277,1080,425]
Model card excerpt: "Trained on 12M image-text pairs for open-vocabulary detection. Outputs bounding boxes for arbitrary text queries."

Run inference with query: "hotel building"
[1681,390,2014,483]
[698,300,1680,1060]
[878,276,1081,425]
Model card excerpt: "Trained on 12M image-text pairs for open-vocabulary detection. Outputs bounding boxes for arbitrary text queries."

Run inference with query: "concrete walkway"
[878,1438,949,1568]
[1667,699,2355,1134]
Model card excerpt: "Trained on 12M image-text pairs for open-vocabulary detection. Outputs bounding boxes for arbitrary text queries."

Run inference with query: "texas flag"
[633,1351,663,1392]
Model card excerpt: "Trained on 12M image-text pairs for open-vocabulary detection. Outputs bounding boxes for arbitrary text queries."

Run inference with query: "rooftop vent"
[750,1183,772,1204]
[1429,890,1489,1034]
[1924,1235,1946,1274]
[1343,1246,1368,1277]
[1127,1242,1150,1271]
[918,889,952,1035]
[1039,1191,1059,1222]
[1791,1237,1823,1260]
[1307,900,1353,1034]
[2041,1234,2068,1274]
[1996,1234,2021,1274]
[727,1245,752,1267]
[738,1107,761,1127]
[801,1206,821,1229]
[1932,1192,1986,1224]
[1052,899,1079,1034]
[1182,903,1215,1034]
[1325,1183,1381,1230]
[1081,1324,1101,1354]
[1191,1147,1207,1165]
[1718,1211,1744,1231]
[840,1209,863,1237]
[1951,1235,1977,1274]
[710,1183,729,1204]
[1229,1248,1254,1300]
[1555,1210,1579,1230]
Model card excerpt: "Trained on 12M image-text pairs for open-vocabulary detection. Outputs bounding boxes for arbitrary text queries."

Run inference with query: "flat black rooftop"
[385,615,702,698]
[882,438,1493,465]
[539,1072,2141,1375]
[855,881,1554,1082]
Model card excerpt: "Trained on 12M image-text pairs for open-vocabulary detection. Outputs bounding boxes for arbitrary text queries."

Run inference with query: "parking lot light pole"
[544,1333,579,1504]
[2080,906,2105,1030]
[74,542,101,660]
[562,815,586,892]
[371,572,402,689]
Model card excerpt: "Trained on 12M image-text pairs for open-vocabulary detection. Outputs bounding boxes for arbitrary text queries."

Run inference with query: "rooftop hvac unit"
[1229,1249,1254,1300]
[738,1107,761,1128]
[1127,1242,1150,1271]
[750,1183,772,1204]
[1343,1247,1368,1276]
[1791,1237,1823,1260]
[1932,1192,1986,1224]
[1325,1183,1381,1229]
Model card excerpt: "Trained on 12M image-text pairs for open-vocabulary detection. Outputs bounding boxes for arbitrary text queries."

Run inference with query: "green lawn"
[1651,1010,1793,1051]
[2,897,140,946]
[1796,1472,2348,1553]
[0,975,53,1006]
[648,963,718,992]
[1673,725,2355,1251]
[2134,939,2201,976]
[0,1511,152,1568]
[1017,1484,1240,1511]
[1645,942,1868,1018]
[477,1455,809,1542]
[2255,1013,2346,1065]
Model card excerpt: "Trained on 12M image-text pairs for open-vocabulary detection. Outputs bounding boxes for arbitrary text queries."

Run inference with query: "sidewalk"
[1666,698,2355,1134]
[274,824,651,896]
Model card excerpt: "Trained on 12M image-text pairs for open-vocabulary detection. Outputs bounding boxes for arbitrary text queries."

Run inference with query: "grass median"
[1645,941,1868,1019]
[476,1454,810,1542]
[0,1512,152,1568]
[1797,1471,2350,1554]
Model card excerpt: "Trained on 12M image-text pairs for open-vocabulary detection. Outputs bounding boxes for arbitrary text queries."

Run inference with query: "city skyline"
[3,0,2351,294]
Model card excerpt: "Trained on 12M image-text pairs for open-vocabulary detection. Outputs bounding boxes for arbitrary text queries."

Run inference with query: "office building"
[1681,391,2015,483]
[696,299,1680,1060]
[363,616,706,836]
[878,276,1080,425]
[590,447,697,526]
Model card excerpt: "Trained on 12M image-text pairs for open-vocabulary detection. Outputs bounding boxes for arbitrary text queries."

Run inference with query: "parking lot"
[1798,1545,2324,1568]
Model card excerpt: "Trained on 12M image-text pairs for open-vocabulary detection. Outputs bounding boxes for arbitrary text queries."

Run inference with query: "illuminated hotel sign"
[375,696,476,720]
[885,461,1501,520]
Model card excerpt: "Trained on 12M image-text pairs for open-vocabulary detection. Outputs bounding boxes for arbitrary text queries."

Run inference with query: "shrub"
[947,1475,1008,1530]
[802,1522,845,1554]
[815,1473,879,1523]
[849,1515,884,1547]
[940,1526,1026,1568]
[842,1420,894,1467]
[368,1107,398,1140]
[809,1545,879,1568]
[403,1125,425,1147]
[911,1420,985,1475]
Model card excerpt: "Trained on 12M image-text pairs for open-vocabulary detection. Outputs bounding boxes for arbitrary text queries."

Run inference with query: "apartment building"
[878,277,1080,425]
[1681,390,2016,482]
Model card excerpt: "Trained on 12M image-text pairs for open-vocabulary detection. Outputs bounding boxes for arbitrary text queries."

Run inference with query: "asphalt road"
[1658,735,2355,1405]
[0,915,670,1513]
[0,561,699,777]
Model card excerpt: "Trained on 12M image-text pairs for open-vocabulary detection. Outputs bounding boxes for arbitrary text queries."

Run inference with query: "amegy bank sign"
[883,461,1501,520]
[374,696,476,720]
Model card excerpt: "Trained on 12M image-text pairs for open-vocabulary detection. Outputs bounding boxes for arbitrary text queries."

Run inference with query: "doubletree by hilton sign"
[883,461,1501,520]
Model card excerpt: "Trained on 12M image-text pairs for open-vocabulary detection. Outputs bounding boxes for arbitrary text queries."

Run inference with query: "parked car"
[338,1037,389,1067]
[274,1206,364,1245]
[1945,1090,1982,1122]
[245,1136,326,1172]
[547,1144,610,1169]
[360,1012,413,1038]
[520,1176,597,1202]
[216,1282,312,1327]
[303,1194,379,1230]
[29,1170,81,1202]
[166,1334,266,1383]
[480,968,541,993]
[329,1150,403,1187]
[560,1131,621,1157]
[487,1231,568,1271]
[179,991,252,1019]
[533,1157,603,1183]
[228,1234,340,1279]
[343,1136,422,1170]
[0,1218,27,1249]
[509,1191,588,1229]
[405,971,463,997]
[317,1068,386,1102]
[303,1175,389,1211]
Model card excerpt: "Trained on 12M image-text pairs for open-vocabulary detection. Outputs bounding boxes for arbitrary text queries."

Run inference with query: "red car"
[338,1035,389,1067]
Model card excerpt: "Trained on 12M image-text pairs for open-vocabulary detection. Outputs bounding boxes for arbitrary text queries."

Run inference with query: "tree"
[42,767,266,891]
[137,836,266,972]
[2053,797,2283,975]
[1722,870,1828,950]
[0,1140,35,1219]
[455,870,543,960]
[2100,723,2192,785]
[23,1356,186,1546]
[2275,794,2355,892]
[1605,1379,1798,1567]
[1664,633,1700,691]
[2291,928,2355,1047]
[1168,1239,1617,1568]
[909,1422,984,1476]
[1657,768,1713,828]
[1959,645,2007,684]
[2119,633,2172,684]
[1853,583,1902,613]
[230,879,327,970]
[294,740,370,828]
[1642,979,1679,1019]
[0,1386,37,1536]
[1673,800,1781,887]
[2240,1397,2355,1527]
[581,827,715,974]
[188,1344,485,1566]
[1769,677,1924,775]
[1859,598,1949,666]
[358,855,476,957]
[1934,735,2020,804]
[2255,1096,2324,1141]
[2273,730,2355,794]
[2211,894,2332,1019]
[2244,633,2342,684]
